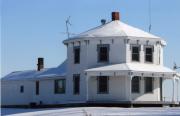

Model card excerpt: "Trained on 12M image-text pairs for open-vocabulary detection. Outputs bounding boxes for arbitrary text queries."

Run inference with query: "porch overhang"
[85,63,176,79]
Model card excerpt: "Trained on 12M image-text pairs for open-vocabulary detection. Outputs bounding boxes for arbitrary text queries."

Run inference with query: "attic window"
[97,44,109,62]
[131,45,140,62]
[74,46,80,64]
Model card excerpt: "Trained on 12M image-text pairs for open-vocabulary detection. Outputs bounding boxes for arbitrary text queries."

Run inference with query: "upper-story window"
[74,46,80,64]
[145,46,153,63]
[97,44,109,62]
[131,45,140,62]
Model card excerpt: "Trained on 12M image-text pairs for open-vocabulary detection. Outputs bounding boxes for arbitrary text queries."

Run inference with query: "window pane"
[20,86,24,93]
[98,76,108,93]
[145,47,153,62]
[36,81,39,95]
[54,79,65,94]
[132,76,140,93]
[132,46,140,61]
[73,74,80,94]
[145,77,153,93]
[98,45,109,62]
[74,47,80,64]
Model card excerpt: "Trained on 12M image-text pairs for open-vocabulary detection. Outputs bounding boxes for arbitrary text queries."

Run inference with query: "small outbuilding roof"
[1,60,67,81]
[65,21,162,43]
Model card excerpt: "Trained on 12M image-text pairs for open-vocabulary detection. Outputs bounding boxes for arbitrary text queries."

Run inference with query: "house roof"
[1,60,67,81]
[85,63,175,76]
[65,21,162,42]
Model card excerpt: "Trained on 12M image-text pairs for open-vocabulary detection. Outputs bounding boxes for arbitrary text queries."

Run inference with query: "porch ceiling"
[85,63,176,78]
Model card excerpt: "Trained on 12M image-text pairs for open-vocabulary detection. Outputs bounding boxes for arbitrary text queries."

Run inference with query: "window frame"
[54,79,66,94]
[131,45,140,62]
[73,74,80,95]
[144,46,154,63]
[131,76,140,93]
[74,46,80,64]
[97,44,110,63]
[36,81,39,95]
[144,77,154,93]
[97,76,109,94]
[20,85,24,93]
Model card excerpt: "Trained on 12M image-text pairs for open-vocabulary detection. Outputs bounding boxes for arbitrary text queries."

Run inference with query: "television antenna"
[173,62,180,70]
[148,0,152,33]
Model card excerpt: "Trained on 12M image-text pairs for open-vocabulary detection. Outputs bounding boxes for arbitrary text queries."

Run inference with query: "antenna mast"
[148,0,152,32]
[65,16,71,39]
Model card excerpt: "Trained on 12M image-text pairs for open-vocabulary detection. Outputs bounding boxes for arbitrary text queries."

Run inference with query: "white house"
[1,12,179,107]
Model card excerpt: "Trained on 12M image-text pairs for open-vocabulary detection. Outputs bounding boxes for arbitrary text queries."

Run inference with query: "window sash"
[54,79,66,94]
[74,47,80,64]
[97,44,109,62]
[145,77,153,93]
[98,76,109,94]
[132,76,140,93]
[131,46,140,61]
[145,47,153,63]
[73,74,80,95]
[20,85,24,93]
[36,81,39,95]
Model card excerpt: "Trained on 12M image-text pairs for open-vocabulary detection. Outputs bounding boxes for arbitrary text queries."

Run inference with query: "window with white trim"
[97,76,109,94]
[131,45,140,62]
[54,79,66,94]
[97,44,109,62]
[132,76,140,93]
[145,77,153,93]
[145,46,153,63]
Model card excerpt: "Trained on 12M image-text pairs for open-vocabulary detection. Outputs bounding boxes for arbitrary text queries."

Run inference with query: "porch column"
[86,75,89,102]
[172,76,175,102]
[177,79,179,102]
[129,75,133,101]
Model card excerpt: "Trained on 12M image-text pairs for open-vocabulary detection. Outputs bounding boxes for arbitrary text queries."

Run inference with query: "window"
[74,46,80,64]
[145,47,153,62]
[131,46,140,61]
[54,79,66,94]
[97,44,109,62]
[98,76,109,94]
[20,85,24,93]
[73,74,80,95]
[36,81,39,95]
[132,76,140,93]
[145,77,153,93]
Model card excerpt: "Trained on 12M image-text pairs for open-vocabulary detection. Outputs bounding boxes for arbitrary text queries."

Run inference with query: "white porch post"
[129,74,133,101]
[172,76,175,102]
[86,75,89,102]
[177,79,179,102]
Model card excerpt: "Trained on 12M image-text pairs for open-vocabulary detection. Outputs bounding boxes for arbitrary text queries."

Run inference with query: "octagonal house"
[1,12,179,107]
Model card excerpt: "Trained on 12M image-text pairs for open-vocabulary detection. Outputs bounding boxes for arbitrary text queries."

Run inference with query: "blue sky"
[1,0,180,100]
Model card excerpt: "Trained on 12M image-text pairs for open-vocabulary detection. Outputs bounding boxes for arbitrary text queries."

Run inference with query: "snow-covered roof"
[86,63,175,75]
[65,21,162,42]
[1,60,67,81]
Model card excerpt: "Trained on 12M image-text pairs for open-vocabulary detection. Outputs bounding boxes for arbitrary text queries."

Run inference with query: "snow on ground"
[1,107,180,116]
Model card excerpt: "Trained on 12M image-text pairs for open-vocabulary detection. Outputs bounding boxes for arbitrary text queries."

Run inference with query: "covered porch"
[85,63,179,105]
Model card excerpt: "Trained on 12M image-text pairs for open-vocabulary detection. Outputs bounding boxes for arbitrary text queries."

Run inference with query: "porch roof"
[85,63,175,78]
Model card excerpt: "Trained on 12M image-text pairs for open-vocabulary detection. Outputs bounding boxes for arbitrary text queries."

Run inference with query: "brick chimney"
[112,12,120,21]
[37,57,44,71]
